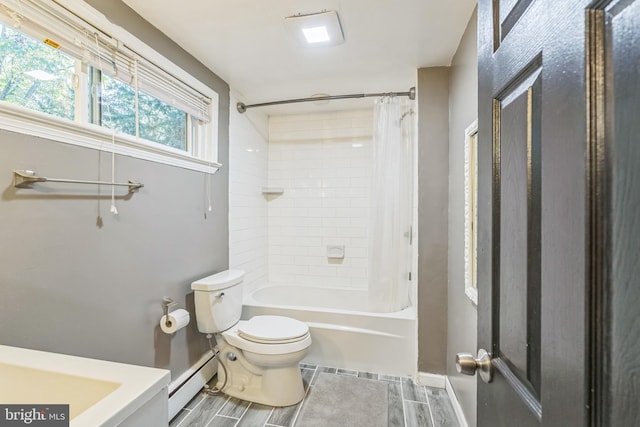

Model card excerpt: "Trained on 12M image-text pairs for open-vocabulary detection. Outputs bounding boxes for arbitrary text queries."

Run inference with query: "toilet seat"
[220,316,311,355]
[238,315,309,343]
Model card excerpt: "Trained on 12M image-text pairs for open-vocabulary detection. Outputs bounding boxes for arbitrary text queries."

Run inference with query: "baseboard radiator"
[168,351,218,421]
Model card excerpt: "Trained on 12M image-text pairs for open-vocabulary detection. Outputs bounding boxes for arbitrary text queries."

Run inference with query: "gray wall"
[446,9,478,426]
[417,10,478,424]
[0,0,230,380]
[417,67,450,374]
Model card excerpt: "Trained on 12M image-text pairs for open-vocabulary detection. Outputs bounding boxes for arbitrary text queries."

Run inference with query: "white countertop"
[0,345,170,427]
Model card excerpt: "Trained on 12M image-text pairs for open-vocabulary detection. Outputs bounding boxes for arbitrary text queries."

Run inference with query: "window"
[0,23,75,120]
[0,0,219,172]
[464,119,478,305]
[95,73,188,151]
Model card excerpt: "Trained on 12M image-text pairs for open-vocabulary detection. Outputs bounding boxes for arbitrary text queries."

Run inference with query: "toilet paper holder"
[162,297,178,327]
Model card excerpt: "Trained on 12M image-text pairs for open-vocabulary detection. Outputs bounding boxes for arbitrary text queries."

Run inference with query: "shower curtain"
[368,96,414,312]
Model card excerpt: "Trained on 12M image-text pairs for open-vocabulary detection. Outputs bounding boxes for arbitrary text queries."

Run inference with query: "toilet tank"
[191,270,245,333]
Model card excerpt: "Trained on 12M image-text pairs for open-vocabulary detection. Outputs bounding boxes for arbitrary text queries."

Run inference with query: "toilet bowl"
[191,270,312,406]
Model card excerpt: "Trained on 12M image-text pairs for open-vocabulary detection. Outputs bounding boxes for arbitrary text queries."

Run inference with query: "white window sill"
[0,102,222,174]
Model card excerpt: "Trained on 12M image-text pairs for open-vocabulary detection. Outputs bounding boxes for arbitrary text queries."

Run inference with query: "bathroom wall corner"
[446,8,479,427]
[417,66,451,375]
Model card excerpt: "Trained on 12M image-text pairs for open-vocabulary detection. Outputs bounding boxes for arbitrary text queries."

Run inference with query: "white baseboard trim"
[445,376,470,427]
[169,351,214,394]
[415,371,447,388]
[168,352,217,421]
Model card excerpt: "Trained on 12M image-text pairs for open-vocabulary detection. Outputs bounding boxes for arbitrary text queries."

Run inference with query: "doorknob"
[456,349,493,383]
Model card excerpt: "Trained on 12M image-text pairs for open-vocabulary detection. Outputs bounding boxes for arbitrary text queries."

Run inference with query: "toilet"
[191,269,311,407]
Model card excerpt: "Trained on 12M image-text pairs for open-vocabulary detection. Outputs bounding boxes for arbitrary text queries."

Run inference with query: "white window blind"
[0,0,211,122]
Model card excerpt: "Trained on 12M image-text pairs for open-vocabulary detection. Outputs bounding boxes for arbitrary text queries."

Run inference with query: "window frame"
[0,0,221,173]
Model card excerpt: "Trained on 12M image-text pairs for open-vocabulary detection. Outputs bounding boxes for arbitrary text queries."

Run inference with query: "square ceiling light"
[284,10,345,47]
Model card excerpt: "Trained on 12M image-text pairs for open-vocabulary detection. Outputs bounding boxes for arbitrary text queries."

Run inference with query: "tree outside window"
[0,23,74,120]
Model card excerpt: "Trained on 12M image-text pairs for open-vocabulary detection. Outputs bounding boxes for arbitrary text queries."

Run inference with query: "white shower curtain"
[368,96,414,312]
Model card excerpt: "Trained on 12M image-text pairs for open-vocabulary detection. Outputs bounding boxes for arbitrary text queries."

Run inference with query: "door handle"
[455,349,493,383]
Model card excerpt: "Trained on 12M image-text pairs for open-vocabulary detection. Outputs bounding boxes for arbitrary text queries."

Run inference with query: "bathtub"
[242,285,416,377]
[0,345,170,427]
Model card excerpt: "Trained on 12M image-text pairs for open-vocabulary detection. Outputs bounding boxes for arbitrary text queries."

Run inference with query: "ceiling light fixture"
[285,10,344,47]
[302,26,330,44]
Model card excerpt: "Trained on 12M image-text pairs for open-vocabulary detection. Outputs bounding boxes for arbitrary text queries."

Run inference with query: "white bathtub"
[242,285,416,377]
[0,345,170,427]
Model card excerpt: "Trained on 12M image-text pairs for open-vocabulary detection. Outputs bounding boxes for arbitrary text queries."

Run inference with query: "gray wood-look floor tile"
[169,408,191,427]
[218,397,250,419]
[357,371,379,380]
[405,401,434,427]
[300,367,315,391]
[270,405,300,427]
[181,393,229,427]
[311,366,337,384]
[174,367,461,427]
[426,387,459,427]
[267,402,301,427]
[186,393,206,410]
[205,415,239,427]
[401,377,428,403]
[236,403,273,427]
[388,381,405,427]
[380,374,401,383]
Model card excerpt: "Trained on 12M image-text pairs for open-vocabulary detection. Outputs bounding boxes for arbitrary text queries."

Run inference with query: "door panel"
[495,70,542,404]
[499,85,529,377]
[609,1,640,422]
[479,0,640,425]
[586,0,640,425]
[497,0,535,46]
[478,0,590,425]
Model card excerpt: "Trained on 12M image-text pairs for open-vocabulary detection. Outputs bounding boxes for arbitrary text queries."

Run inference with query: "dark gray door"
[476,0,640,425]
[586,1,640,426]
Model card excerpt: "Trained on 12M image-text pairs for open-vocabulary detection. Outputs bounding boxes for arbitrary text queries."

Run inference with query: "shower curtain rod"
[236,87,415,113]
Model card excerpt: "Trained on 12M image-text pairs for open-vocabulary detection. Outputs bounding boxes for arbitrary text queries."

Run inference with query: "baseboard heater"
[168,351,218,421]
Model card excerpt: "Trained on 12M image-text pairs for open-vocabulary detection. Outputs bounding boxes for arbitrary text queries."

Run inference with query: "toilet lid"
[237,315,309,343]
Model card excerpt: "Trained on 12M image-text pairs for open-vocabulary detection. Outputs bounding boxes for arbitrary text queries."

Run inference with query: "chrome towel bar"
[13,169,144,193]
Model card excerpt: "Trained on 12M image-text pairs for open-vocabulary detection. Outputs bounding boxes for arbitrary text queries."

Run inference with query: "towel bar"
[13,169,144,193]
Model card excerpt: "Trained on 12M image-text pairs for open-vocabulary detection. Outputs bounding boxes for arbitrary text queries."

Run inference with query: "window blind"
[0,0,211,122]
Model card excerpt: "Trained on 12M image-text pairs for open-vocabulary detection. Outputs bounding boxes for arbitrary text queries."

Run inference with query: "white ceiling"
[122,0,476,115]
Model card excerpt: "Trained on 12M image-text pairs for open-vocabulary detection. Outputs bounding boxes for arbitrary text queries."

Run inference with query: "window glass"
[0,22,74,120]
[98,73,136,137]
[137,90,187,151]
[97,73,188,151]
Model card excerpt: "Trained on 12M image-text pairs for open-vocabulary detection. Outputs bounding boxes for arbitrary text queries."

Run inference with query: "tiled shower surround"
[230,107,417,297]
[267,110,374,289]
[229,99,269,293]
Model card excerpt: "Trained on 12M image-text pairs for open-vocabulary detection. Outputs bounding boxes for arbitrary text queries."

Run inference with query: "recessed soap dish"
[326,245,345,259]
[262,187,284,195]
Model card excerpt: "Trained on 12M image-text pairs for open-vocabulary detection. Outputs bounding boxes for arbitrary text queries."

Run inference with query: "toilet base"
[215,339,307,407]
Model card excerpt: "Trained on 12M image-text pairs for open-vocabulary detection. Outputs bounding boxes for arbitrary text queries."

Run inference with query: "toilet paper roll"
[160,309,190,334]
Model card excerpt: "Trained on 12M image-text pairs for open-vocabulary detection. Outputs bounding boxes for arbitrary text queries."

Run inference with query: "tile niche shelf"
[262,187,284,195]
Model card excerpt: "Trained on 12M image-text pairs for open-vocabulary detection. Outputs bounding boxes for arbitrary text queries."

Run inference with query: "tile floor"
[170,364,460,427]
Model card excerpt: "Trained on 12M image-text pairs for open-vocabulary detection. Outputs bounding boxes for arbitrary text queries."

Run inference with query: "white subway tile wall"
[229,99,269,294]
[268,110,374,289]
